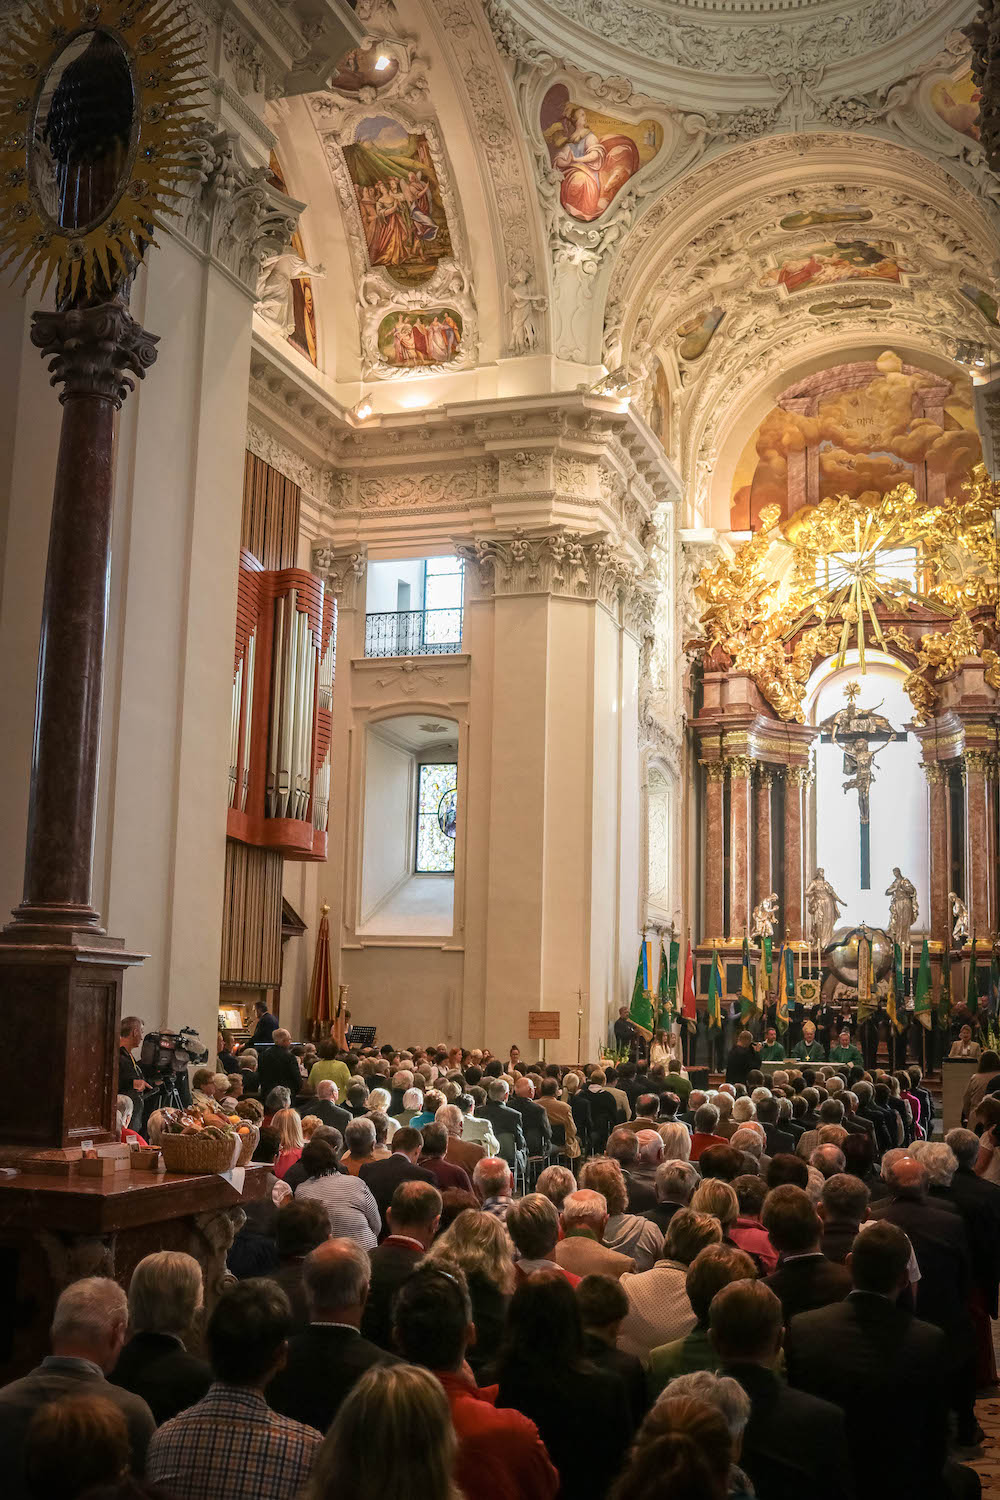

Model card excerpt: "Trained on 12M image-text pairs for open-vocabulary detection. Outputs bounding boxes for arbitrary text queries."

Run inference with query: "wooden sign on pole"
[528,1010,561,1040]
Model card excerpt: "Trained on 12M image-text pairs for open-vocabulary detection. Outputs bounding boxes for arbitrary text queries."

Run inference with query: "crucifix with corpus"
[817,682,905,889]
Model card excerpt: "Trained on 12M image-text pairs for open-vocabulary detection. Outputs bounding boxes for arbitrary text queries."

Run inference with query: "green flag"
[763,936,773,977]
[708,946,724,1029]
[629,940,654,1039]
[657,939,673,1028]
[938,942,952,1031]
[967,937,979,1016]
[740,936,756,1023]
[776,943,792,1033]
[668,936,680,1002]
[913,938,932,1029]
[857,929,875,1025]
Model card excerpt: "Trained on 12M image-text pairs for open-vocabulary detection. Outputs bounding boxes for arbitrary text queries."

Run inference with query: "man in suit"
[511,1076,553,1158]
[458,1091,501,1156]
[607,1127,658,1212]
[362,1179,442,1350]
[419,1121,474,1193]
[710,1279,852,1500]
[480,1078,528,1169]
[0,1278,155,1500]
[851,1080,893,1154]
[257,1028,303,1100]
[436,1102,487,1177]
[300,1078,351,1135]
[554,1189,636,1280]
[818,1172,870,1264]
[755,1095,795,1156]
[359,1126,436,1232]
[644,1160,699,1234]
[786,1221,980,1500]
[537,1079,580,1161]
[118,1014,151,1134]
[576,1272,648,1427]
[762,1184,851,1322]
[266,1236,398,1431]
[870,1153,978,1445]
[947,1127,1000,1312]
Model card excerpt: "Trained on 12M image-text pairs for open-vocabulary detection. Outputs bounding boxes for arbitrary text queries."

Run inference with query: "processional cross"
[818,682,904,890]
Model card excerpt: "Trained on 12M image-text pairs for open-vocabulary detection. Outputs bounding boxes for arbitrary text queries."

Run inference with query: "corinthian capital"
[31,303,159,408]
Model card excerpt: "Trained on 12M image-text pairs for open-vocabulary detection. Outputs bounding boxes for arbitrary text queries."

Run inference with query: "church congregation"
[2,1037,995,1500]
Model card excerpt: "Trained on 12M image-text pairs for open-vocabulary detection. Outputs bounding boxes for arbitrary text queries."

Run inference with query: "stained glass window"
[416,762,458,872]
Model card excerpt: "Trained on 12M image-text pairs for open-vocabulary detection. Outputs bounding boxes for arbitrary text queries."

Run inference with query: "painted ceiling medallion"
[0,0,202,302]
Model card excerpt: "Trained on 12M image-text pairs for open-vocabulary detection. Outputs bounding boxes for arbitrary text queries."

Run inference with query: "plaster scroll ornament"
[949,890,970,943]
[885,867,919,948]
[256,250,325,339]
[805,869,845,950]
[752,892,780,939]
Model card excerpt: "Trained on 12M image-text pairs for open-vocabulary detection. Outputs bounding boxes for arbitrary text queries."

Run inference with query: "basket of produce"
[236,1123,260,1166]
[158,1108,246,1175]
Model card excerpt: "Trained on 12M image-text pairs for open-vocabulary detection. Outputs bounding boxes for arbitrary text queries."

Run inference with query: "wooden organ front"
[226,549,336,861]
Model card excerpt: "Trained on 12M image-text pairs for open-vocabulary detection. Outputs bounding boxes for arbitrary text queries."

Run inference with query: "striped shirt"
[147,1382,321,1500]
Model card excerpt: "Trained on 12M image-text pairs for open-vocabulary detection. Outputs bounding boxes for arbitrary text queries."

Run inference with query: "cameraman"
[118,1016,151,1133]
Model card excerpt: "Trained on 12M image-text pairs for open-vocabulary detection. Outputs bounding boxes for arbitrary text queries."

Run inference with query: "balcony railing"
[364,607,464,658]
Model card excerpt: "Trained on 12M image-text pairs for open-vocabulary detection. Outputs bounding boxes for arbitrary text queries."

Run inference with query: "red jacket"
[690,1131,727,1160]
[435,1370,558,1500]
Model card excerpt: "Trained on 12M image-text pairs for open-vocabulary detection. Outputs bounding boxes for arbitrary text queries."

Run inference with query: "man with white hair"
[732,1096,757,1124]
[555,1189,636,1279]
[395,1085,424,1129]
[645,1160,700,1234]
[474,1156,514,1220]
[458,1090,501,1157]
[0,1277,155,1495]
[481,1078,527,1170]
[435,1102,486,1177]
[680,1088,707,1127]
[302,1078,351,1135]
[257,1027,302,1099]
[730,1126,766,1176]
[389,1070,414,1114]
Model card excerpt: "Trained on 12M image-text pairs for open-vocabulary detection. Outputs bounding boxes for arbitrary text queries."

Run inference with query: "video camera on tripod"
[139,1027,209,1111]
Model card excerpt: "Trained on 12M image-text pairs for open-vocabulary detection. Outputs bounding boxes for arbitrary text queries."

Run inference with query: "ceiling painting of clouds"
[730,351,982,530]
[541,84,662,222]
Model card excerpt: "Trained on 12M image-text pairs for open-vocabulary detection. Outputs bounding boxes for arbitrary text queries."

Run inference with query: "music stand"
[347,1025,376,1047]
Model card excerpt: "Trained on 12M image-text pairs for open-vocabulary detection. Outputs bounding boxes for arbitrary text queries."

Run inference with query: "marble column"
[922,761,950,940]
[965,751,994,937]
[754,768,774,906]
[702,760,727,941]
[783,766,809,940]
[728,756,754,938]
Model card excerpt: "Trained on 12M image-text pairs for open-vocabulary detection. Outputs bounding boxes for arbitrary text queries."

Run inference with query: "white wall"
[360,729,414,923]
[810,660,928,934]
[366,558,426,614]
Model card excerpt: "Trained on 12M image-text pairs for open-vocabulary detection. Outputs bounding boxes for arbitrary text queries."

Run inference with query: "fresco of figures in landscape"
[378,308,463,366]
[540,84,662,222]
[730,350,983,529]
[759,241,907,295]
[267,154,318,365]
[343,115,453,287]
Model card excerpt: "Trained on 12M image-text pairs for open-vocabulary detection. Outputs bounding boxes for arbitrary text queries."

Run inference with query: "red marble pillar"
[754,768,774,905]
[923,761,950,940]
[728,756,754,938]
[783,766,808,940]
[965,752,995,937]
[702,760,726,940]
[0,302,155,1153]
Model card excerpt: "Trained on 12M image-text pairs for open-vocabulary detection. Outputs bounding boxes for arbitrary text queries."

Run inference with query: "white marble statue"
[751,892,779,939]
[805,867,845,950]
[949,890,970,943]
[256,250,325,339]
[885,867,918,948]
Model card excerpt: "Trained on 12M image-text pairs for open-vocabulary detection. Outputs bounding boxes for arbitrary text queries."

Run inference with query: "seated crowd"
[6,1031,997,1500]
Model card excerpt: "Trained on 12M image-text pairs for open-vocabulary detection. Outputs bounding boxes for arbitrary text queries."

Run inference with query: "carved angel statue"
[885,867,918,948]
[949,890,970,944]
[256,250,325,339]
[805,868,845,950]
[507,268,548,355]
[751,892,780,939]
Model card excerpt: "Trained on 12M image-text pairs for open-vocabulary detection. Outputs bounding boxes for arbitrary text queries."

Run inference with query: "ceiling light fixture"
[374,53,391,71]
[350,395,373,423]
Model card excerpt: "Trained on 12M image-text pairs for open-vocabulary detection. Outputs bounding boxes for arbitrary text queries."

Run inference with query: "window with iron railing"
[364,556,464,657]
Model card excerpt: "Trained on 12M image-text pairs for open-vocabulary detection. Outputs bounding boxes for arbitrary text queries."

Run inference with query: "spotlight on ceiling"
[350,395,373,423]
[587,366,634,402]
[374,53,391,71]
[953,338,988,370]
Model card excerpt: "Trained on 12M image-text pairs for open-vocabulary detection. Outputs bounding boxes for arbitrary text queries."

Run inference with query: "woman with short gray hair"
[111,1251,211,1423]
